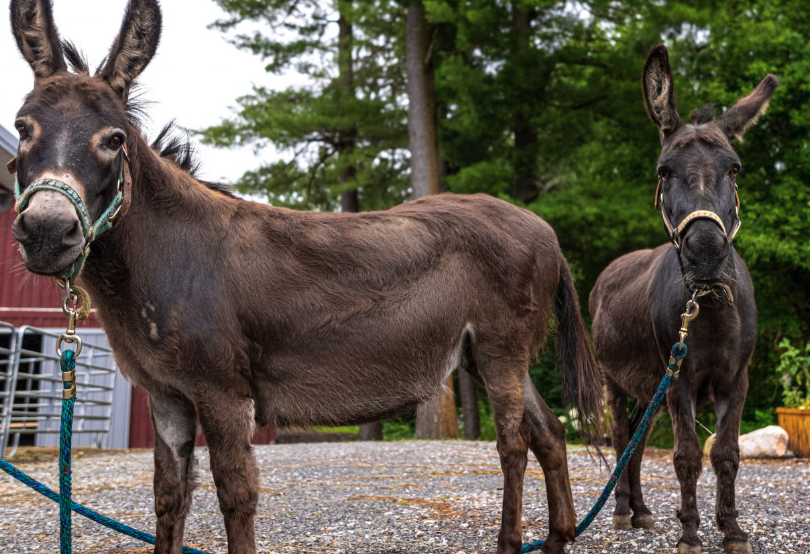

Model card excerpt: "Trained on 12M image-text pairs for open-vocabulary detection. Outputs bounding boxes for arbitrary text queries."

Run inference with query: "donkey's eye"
[107,135,124,150]
[16,124,29,140]
[729,166,740,178]
[657,168,672,180]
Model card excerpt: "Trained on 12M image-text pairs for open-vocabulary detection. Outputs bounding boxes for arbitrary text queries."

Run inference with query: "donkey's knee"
[673,440,703,481]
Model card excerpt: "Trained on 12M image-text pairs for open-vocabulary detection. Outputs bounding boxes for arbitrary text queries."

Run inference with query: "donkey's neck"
[79,133,240,311]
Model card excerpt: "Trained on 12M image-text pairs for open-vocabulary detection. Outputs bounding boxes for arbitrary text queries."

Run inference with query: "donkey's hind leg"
[606,377,634,530]
[625,399,658,529]
[150,390,198,554]
[478,353,531,554]
[522,373,576,554]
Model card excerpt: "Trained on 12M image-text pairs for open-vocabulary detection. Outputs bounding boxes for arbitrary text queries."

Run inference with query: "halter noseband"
[654,177,741,250]
[9,147,132,282]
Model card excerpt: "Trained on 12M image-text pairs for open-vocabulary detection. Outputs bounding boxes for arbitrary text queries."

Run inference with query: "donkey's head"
[9,0,161,275]
[642,44,777,289]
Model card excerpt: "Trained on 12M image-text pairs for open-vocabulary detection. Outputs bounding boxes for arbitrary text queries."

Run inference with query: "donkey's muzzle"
[12,190,85,275]
[680,219,730,280]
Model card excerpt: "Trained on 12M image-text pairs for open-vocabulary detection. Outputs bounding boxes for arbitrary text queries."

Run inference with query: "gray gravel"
[1,441,808,553]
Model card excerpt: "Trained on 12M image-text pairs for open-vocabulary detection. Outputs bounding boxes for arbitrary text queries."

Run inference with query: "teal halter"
[13,149,128,282]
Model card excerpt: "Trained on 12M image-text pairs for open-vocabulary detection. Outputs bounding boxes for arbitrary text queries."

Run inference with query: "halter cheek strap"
[10,147,132,282]
[655,178,741,249]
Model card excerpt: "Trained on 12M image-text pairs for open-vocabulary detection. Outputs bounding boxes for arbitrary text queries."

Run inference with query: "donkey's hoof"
[632,513,655,529]
[677,543,702,554]
[723,541,752,554]
[613,514,633,530]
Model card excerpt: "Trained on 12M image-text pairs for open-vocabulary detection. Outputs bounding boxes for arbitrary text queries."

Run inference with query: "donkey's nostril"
[15,213,30,238]
[63,220,83,244]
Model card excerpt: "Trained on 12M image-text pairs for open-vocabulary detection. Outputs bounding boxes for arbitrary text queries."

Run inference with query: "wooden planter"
[776,407,810,458]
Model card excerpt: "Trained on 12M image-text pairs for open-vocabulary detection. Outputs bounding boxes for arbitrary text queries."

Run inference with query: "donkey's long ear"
[10,0,67,79]
[717,75,779,142]
[642,44,683,139]
[98,0,161,100]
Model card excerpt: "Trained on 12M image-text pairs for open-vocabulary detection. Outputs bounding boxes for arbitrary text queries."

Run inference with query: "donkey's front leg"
[150,391,198,554]
[668,387,704,554]
[196,386,259,554]
[712,377,751,554]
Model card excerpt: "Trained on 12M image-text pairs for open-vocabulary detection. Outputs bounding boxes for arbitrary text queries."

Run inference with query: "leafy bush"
[777,339,810,410]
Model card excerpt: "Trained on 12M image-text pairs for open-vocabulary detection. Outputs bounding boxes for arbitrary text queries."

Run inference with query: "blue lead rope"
[60,349,75,554]
[517,341,687,554]
[0,344,687,554]
[0,349,215,554]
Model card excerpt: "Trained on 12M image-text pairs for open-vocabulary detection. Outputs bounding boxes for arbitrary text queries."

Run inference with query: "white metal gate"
[0,323,123,457]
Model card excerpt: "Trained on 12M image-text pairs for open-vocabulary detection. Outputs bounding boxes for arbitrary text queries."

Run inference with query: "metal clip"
[57,334,83,358]
[678,292,700,346]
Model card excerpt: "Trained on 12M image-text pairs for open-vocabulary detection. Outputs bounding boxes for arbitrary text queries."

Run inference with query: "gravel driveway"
[1,441,808,553]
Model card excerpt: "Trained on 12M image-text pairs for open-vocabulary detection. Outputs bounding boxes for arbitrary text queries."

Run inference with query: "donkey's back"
[222,193,564,427]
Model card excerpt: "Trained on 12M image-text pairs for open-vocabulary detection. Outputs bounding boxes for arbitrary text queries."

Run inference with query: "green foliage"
[201,0,409,210]
[776,339,810,409]
[740,408,778,436]
[382,415,416,441]
[314,425,360,433]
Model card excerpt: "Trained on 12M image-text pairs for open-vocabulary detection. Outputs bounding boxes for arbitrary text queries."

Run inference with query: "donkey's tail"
[553,255,605,456]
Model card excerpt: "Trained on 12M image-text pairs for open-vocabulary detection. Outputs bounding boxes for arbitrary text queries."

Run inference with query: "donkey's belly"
[249,320,471,428]
[251,354,459,428]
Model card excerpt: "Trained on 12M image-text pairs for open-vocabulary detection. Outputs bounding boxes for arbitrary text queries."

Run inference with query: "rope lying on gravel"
[0,454,213,554]
[514,342,687,554]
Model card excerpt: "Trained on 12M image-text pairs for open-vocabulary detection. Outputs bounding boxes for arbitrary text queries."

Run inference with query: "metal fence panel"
[0,323,122,457]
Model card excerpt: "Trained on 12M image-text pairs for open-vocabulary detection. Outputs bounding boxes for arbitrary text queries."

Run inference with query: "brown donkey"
[7,1,603,553]
[590,45,777,554]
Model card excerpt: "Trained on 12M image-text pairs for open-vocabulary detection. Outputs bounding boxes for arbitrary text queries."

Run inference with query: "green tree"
[200,0,409,210]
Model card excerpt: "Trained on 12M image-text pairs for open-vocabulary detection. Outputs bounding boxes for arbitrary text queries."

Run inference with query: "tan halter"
[654,177,741,250]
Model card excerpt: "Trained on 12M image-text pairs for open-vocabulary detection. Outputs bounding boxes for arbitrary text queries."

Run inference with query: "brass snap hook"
[679,293,700,345]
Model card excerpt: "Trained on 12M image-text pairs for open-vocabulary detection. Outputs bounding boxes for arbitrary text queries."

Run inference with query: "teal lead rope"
[0,348,215,554]
[515,341,688,554]
[60,349,76,554]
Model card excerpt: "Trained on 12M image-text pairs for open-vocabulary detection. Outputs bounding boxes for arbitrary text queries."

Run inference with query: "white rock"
[703,426,790,459]
[739,426,790,459]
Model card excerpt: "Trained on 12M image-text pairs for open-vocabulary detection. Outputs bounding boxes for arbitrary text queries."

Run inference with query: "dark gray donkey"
[7,1,603,552]
[590,44,778,554]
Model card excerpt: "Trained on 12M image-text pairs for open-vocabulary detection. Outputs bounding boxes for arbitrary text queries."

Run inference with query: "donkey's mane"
[689,103,716,125]
[150,123,238,198]
[59,40,236,199]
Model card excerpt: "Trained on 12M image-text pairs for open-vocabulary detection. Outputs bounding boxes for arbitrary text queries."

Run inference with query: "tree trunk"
[511,6,539,203]
[406,1,440,199]
[358,420,383,441]
[338,0,361,214]
[407,2,458,439]
[338,1,381,440]
[415,376,459,439]
[458,368,480,440]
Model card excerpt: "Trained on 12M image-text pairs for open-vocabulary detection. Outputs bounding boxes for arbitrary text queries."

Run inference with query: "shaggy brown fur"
[8,1,604,553]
